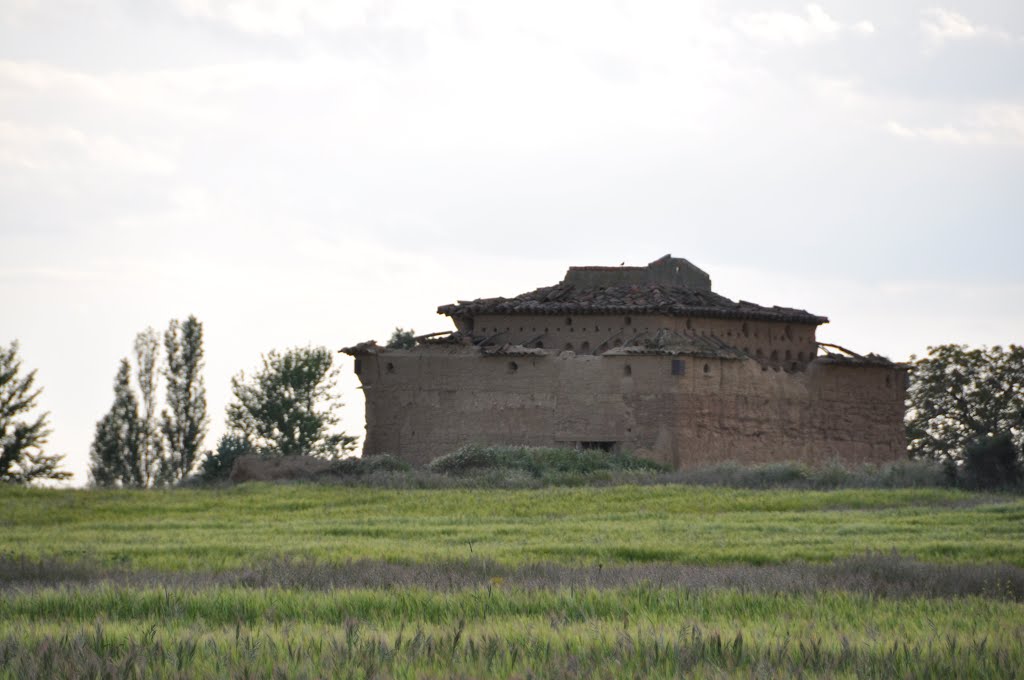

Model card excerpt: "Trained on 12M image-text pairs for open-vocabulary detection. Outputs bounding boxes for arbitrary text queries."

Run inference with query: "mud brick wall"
[354,347,907,468]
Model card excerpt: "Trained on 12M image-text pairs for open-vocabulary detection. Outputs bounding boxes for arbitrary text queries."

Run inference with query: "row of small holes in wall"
[744,348,809,362]
[377,352,807,377]
[507,360,712,377]
[366,359,889,383]
[479,318,806,344]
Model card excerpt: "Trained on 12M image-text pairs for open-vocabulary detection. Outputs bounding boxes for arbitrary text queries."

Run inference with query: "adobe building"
[342,255,908,469]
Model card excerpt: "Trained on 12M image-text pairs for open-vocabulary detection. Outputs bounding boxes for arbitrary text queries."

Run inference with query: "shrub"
[198,435,252,482]
[427,445,666,477]
[960,433,1022,490]
[326,454,411,476]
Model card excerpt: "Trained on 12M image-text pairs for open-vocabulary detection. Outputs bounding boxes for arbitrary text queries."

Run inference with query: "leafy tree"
[160,316,208,483]
[134,328,163,486]
[386,327,416,350]
[0,341,69,484]
[906,344,1024,467]
[226,346,357,458]
[89,359,144,486]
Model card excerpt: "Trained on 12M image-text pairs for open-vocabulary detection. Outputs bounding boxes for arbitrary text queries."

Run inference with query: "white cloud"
[175,0,372,37]
[0,120,176,174]
[886,105,1024,146]
[921,8,1010,46]
[734,4,840,46]
[852,20,876,35]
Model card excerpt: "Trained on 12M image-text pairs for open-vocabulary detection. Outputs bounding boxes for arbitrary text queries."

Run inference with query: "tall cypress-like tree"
[160,316,208,482]
[90,359,144,486]
[134,328,163,486]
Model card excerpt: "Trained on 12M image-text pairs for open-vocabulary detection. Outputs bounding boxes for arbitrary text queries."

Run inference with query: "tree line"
[2,317,358,487]
[1,329,1021,487]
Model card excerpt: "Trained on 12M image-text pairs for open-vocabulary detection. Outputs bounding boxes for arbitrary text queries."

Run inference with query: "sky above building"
[2,1,1022,485]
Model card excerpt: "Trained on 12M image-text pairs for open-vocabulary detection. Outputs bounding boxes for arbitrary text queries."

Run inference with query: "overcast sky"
[2,1,1022,485]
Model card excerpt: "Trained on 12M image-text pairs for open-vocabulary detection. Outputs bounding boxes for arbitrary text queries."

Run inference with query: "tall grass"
[2,484,1021,571]
[0,588,1021,679]
[2,479,1023,677]
[3,552,1023,601]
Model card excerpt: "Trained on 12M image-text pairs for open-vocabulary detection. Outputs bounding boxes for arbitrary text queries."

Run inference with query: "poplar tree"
[160,316,208,482]
[134,328,163,486]
[89,359,144,486]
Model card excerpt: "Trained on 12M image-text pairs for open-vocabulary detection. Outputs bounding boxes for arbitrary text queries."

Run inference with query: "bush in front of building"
[427,445,667,477]
[327,454,412,476]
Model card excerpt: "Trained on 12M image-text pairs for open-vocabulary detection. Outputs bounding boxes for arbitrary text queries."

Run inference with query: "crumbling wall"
[355,347,907,468]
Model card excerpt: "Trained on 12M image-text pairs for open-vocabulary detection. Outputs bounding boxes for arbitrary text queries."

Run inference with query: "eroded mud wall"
[354,349,906,468]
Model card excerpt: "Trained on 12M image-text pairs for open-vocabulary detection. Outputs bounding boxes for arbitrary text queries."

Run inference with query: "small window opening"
[386,362,395,374]
[564,343,574,351]
[785,350,792,360]
[770,350,779,362]
[686,319,693,330]
[565,317,573,325]
[703,363,710,374]
[790,362,799,371]
[785,325,793,340]
[742,323,749,337]
[672,359,686,376]
[756,349,764,358]
[581,341,591,353]
[798,351,805,361]
[536,341,544,348]
[624,364,632,377]
[507,361,518,374]
[353,359,362,374]
[624,316,632,326]
[885,375,892,387]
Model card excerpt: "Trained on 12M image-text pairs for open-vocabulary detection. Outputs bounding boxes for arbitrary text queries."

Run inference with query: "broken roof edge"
[339,340,380,356]
[438,302,827,326]
[814,342,909,368]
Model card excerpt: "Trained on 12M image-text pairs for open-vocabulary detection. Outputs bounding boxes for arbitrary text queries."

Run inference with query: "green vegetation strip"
[2,485,1022,571]
[0,587,1021,679]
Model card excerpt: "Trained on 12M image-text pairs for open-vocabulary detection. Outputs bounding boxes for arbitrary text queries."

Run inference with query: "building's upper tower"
[563,255,711,291]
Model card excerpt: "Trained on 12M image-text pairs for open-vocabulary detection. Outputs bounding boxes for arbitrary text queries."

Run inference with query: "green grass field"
[4,484,1023,570]
[2,483,1023,677]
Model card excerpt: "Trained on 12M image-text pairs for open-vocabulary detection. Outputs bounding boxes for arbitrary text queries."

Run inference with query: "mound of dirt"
[229,455,334,483]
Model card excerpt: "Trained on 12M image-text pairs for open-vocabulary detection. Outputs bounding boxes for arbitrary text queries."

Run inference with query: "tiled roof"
[439,282,827,325]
